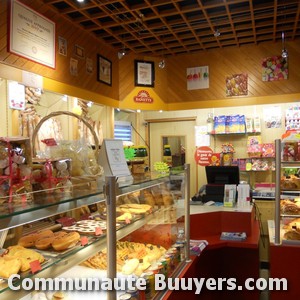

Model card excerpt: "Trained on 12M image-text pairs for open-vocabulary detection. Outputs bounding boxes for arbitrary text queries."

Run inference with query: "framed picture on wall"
[134,60,155,87]
[97,54,112,86]
[74,44,85,59]
[9,0,56,68]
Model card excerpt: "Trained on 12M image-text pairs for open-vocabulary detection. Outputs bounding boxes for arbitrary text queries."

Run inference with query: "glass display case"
[274,139,300,245]
[0,166,190,300]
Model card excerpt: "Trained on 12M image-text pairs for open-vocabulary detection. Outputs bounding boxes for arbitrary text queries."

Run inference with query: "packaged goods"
[0,137,33,203]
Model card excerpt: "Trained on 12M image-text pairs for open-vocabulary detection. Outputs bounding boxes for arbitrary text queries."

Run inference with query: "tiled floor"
[260,269,269,300]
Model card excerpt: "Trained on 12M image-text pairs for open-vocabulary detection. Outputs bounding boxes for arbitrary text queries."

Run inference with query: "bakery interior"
[1,0,300,299]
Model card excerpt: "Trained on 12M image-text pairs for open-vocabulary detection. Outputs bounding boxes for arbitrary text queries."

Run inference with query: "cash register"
[202,166,240,203]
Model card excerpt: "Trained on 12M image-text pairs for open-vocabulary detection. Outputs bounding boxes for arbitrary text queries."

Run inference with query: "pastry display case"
[0,165,190,300]
[273,139,300,244]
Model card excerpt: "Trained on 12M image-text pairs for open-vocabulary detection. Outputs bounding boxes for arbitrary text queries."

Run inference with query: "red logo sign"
[194,146,213,166]
[134,90,153,103]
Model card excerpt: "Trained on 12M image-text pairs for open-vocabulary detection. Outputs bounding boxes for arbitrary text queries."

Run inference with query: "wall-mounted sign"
[134,90,154,103]
[194,146,213,166]
[8,81,26,110]
[9,0,56,69]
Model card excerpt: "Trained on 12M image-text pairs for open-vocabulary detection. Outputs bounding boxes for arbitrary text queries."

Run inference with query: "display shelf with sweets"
[0,166,189,300]
[273,139,300,246]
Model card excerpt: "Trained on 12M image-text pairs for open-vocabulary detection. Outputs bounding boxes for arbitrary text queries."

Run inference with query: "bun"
[18,229,54,248]
[52,232,80,251]
[52,291,66,300]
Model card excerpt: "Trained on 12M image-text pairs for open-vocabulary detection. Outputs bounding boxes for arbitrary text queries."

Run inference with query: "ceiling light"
[158,59,165,69]
[281,31,288,59]
[118,47,126,59]
[214,29,220,37]
[282,49,288,59]
[77,0,84,2]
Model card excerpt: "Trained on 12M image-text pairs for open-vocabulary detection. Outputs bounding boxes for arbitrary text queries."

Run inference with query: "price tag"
[125,217,131,224]
[81,236,88,246]
[30,260,42,274]
[95,227,103,236]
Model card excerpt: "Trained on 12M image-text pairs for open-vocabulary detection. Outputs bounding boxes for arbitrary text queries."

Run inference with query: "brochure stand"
[98,139,133,186]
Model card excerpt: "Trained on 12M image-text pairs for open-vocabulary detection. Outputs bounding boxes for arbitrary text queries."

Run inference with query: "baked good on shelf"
[118,203,152,214]
[52,291,67,300]
[280,199,300,214]
[0,256,22,278]
[121,258,139,275]
[116,212,132,222]
[81,241,166,275]
[35,231,67,250]
[282,217,300,232]
[5,245,45,272]
[283,230,300,240]
[18,229,54,248]
[52,232,80,251]
[62,219,107,235]
[280,175,300,190]
[142,190,156,207]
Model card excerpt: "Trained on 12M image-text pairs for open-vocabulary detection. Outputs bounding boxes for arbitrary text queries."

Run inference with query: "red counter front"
[165,207,260,300]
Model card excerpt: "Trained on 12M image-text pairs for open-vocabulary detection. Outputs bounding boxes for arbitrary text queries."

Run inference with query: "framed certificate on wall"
[9,0,56,69]
[134,60,155,87]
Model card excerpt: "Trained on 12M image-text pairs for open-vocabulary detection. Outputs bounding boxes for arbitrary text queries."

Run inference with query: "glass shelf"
[0,173,171,231]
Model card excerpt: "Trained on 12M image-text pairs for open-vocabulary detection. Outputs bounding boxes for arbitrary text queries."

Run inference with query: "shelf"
[281,161,300,166]
[0,212,167,300]
[0,174,171,232]
[209,132,260,136]
[0,169,189,300]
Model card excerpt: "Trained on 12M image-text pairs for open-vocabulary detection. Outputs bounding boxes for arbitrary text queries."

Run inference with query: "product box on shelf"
[247,135,262,157]
[0,137,33,203]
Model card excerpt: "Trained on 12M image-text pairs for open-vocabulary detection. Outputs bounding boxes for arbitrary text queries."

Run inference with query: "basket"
[31,111,102,191]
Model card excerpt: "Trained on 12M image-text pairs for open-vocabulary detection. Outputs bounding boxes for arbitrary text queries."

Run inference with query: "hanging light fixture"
[158,33,166,68]
[214,28,221,37]
[118,46,126,59]
[158,59,165,69]
[281,31,288,59]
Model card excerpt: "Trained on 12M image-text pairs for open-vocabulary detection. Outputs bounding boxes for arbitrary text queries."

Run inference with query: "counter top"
[190,202,253,215]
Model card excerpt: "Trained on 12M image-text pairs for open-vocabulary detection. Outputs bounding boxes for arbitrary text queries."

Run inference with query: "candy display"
[0,137,33,203]
[31,158,72,193]
[221,143,235,166]
[247,136,262,157]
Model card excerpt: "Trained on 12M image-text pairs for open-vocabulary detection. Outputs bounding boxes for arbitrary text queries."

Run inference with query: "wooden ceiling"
[43,0,300,57]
